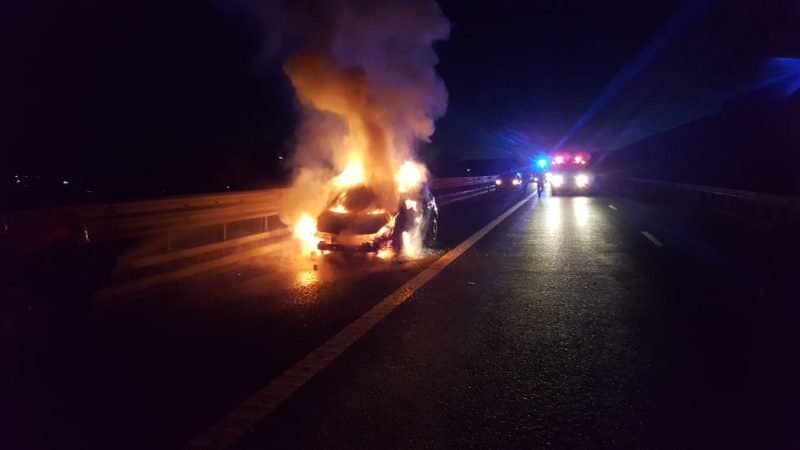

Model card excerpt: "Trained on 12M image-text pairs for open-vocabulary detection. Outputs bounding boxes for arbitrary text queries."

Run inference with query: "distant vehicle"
[548,152,593,195]
[316,184,438,253]
[548,166,594,195]
[494,172,525,190]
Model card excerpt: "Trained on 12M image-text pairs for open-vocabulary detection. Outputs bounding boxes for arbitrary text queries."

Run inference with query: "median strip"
[187,191,537,450]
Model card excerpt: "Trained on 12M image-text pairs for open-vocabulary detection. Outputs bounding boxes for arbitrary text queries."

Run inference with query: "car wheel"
[424,213,439,248]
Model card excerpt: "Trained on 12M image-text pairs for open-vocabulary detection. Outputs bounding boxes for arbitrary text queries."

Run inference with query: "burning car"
[315,183,438,255]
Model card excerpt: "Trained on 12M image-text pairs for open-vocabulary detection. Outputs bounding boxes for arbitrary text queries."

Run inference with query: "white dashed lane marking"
[607,204,618,211]
[641,231,664,247]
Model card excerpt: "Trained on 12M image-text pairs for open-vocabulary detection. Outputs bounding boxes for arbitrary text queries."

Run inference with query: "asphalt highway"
[3,184,798,450]
[235,190,799,450]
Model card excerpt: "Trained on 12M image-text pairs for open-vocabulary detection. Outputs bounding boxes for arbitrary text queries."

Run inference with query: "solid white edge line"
[187,191,537,450]
[641,231,664,247]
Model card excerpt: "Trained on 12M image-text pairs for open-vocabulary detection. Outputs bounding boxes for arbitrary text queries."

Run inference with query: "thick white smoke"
[251,0,450,222]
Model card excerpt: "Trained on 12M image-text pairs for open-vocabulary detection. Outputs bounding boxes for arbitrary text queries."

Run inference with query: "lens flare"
[293,214,318,256]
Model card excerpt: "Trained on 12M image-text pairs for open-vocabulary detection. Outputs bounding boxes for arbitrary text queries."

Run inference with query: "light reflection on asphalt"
[225,241,439,307]
[544,196,562,232]
[573,196,591,229]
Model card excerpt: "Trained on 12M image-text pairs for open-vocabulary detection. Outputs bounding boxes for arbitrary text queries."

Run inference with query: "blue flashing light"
[536,158,548,169]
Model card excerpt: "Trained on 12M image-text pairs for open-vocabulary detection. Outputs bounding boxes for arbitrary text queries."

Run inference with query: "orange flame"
[401,230,422,258]
[293,213,318,256]
[376,247,394,260]
[396,160,425,193]
[334,159,366,188]
[329,204,348,214]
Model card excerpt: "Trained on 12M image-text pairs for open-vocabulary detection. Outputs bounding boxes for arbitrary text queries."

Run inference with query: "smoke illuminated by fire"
[254,0,449,256]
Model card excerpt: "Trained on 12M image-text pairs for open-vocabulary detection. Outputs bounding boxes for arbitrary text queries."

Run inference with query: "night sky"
[2,0,798,194]
[433,0,799,160]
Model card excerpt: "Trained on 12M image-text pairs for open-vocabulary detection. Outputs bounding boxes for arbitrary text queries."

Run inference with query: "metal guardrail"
[627,178,800,210]
[91,188,290,240]
[2,175,502,263]
[624,177,800,228]
[2,188,288,241]
[429,175,498,191]
[437,184,497,206]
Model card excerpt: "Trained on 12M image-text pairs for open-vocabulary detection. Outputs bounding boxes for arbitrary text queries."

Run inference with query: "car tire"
[424,213,439,248]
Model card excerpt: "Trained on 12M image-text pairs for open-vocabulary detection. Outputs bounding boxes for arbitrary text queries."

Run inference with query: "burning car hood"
[317,210,392,235]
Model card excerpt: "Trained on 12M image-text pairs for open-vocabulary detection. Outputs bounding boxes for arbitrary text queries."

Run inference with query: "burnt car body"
[316,184,438,253]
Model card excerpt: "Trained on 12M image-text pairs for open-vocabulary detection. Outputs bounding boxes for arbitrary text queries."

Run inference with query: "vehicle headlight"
[512,178,521,186]
[575,174,589,188]
[550,174,565,188]
[495,179,503,186]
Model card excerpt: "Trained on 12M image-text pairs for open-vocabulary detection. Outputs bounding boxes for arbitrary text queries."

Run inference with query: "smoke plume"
[254,0,450,221]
